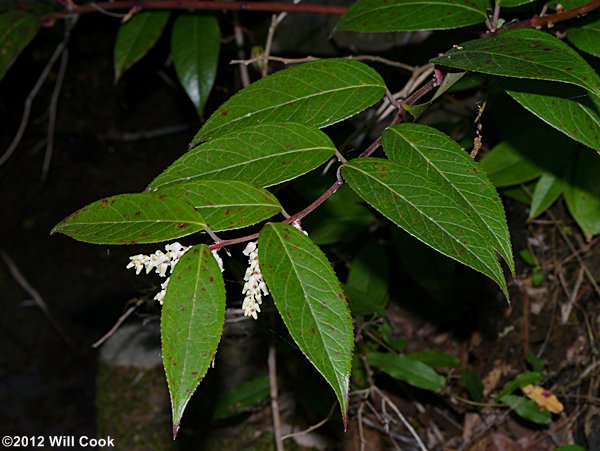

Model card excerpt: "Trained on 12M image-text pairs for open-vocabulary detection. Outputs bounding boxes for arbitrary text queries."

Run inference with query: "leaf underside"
[259,223,354,427]
[162,245,226,437]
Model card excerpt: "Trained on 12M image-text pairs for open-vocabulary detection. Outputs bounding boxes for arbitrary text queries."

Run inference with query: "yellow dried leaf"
[521,384,564,414]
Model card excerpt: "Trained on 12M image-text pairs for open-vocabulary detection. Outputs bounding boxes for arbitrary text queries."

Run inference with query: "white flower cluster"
[126,242,224,304]
[241,241,269,320]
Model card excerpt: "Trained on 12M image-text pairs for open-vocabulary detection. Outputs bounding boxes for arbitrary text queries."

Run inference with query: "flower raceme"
[241,241,269,320]
[126,242,224,303]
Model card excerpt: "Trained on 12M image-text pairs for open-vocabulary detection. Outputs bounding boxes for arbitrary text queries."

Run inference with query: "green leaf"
[259,223,354,426]
[148,123,336,191]
[529,172,563,220]
[51,193,206,244]
[502,79,600,151]
[345,242,389,316]
[568,16,600,58]
[157,180,281,232]
[461,369,483,401]
[564,150,600,240]
[0,11,39,81]
[193,59,386,143]
[555,445,587,451]
[113,11,170,81]
[519,249,539,267]
[213,376,270,420]
[172,15,220,116]
[500,394,552,425]
[497,371,542,399]
[432,29,600,96]
[526,352,546,373]
[336,0,488,32]
[343,157,510,298]
[367,352,445,393]
[383,124,514,274]
[501,185,533,204]
[161,245,226,437]
[407,351,460,368]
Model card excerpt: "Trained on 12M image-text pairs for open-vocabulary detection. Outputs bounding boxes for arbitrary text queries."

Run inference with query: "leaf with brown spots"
[51,193,206,244]
[161,245,226,438]
[259,223,354,428]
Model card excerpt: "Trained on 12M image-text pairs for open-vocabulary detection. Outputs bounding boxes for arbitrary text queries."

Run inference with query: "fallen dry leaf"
[521,384,564,414]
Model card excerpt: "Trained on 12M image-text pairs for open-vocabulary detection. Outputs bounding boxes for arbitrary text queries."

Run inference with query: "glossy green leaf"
[157,180,281,232]
[336,0,487,32]
[161,245,226,437]
[529,173,563,219]
[193,59,386,143]
[432,29,600,96]
[213,376,270,420]
[368,352,445,393]
[407,351,460,368]
[259,223,354,426]
[172,15,220,116]
[51,193,206,244]
[149,123,336,191]
[345,242,389,316]
[497,371,542,399]
[564,150,600,240]
[568,16,600,58]
[114,11,170,81]
[383,124,514,274]
[342,157,509,298]
[503,79,600,151]
[0,11,39,81]
[500,394,552,425]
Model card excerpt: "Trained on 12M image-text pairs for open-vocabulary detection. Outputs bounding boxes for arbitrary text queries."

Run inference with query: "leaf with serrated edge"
[193,59,385,143]
[502,78,600,151]
[383,124,514,274]
[114,11,170,81]
[158,180,281,232]
[0,11,39,81]
[432,29,600,97]
[564,150,600,240]
[172,15,220,116]
[342,158,509,298]
[259,223,354,427]
[51,193,206,244]
[337,0,487,32]
[148,123,336,191]
[368,352,445,392]
[161,245,226,437]
[529,173,563,220]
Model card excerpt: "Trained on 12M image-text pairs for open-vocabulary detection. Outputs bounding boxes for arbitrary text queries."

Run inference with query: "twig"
[44,0,348,22]
[262,1,299,78]
[268,343,284,451]
[97,122,196,142]
[373,387,428,451]
[0,36,67,168]
[1,249,76,351]
[282,403,335,440]
[499,0,600,32]
[42,17,76,181]
[91,299,145,348]
[232,12,250,88]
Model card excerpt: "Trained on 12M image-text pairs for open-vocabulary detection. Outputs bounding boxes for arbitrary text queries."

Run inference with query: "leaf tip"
[172,423,180,440]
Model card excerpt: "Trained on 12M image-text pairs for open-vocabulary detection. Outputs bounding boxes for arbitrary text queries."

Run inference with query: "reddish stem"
[502,0,600,32]
[44,0,347,22]
[210,74,443,251]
